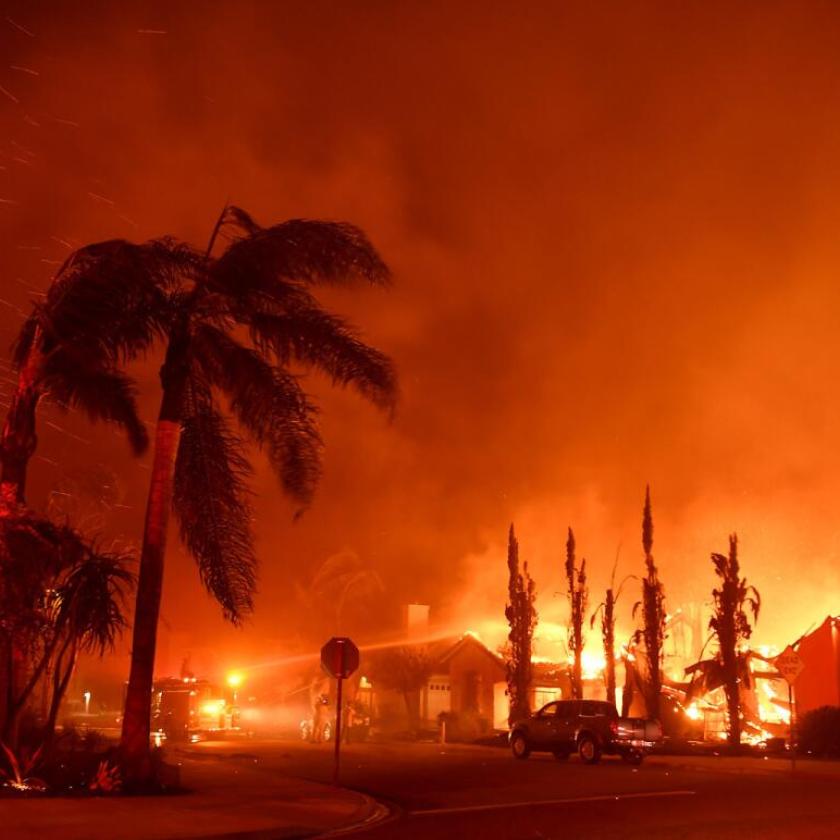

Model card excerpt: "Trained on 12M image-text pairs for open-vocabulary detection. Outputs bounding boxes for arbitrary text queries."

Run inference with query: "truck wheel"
[622,750,644,766]
[511,732,531,760]
[578,735,601,765]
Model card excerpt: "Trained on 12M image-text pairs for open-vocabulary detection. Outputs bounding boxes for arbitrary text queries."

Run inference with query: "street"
[184,738,840,839]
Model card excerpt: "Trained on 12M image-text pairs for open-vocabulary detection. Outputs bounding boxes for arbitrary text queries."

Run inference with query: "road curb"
[315,791,398,837]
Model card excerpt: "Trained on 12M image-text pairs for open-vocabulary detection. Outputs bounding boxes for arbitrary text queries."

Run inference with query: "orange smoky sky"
[2,2,840,683]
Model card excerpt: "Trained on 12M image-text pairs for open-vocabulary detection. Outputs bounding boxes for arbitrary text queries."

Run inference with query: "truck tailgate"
[617,717,662,742]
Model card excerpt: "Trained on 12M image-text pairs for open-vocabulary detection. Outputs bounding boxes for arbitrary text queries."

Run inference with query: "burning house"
[792,616,840,716]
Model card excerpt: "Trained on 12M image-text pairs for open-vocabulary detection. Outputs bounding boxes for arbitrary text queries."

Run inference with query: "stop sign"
[321,636,360,679]
[775,645,805,685]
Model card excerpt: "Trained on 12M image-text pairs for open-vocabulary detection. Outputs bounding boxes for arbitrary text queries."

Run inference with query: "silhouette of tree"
[0,510,132,748]
[302,550,385,634]
[505,524,536,724]
[19,207,397,780]
[709,533,760,749]
[369,645,433,733]
[114,206,397,780]
[591,550,633,708]
[565,527,587,700]
[1,238,202,506]
[633,486,666,721]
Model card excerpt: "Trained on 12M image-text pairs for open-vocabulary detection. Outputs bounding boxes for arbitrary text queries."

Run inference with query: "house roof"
[435,632,506,670]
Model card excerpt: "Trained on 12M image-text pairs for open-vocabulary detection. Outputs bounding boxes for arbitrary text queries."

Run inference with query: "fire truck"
[151,677,239,742]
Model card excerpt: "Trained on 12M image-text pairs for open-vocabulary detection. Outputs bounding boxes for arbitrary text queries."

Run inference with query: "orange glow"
[5,5,840,693]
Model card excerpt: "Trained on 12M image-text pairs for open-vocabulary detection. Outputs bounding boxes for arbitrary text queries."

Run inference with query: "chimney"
[404,603,430,638]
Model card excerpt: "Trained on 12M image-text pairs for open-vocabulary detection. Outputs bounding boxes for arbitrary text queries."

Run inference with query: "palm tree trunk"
[119,210,224,782]
[604,596,616,706]
[572,645,583,700]
[119,417,181,776]
[0,346,43,509]
[726,678,740,750]
[119,342,187,779]
[45,636,77,741]
[3,627,64,744]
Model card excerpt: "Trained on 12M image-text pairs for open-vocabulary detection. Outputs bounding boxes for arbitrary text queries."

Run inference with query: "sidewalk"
[648,753,840,778]
[0,751,382,840]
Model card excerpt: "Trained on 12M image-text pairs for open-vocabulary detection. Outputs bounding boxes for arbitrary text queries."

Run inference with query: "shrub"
[798,706,840,757]
[438,711,490,742]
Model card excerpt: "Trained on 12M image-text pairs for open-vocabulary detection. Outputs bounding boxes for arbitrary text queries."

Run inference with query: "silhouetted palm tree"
[0,510,132,746]
[564,527,587,700]
[300,549,385,633]
[83,206,396,779]
[591,549,633,707]
[633,486,666,721]
[710,534,760,750]
[2,239,199,505]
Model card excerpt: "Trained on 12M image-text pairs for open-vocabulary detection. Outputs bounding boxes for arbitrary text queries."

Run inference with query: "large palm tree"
[91,206,396,778]
[0,255,173,743]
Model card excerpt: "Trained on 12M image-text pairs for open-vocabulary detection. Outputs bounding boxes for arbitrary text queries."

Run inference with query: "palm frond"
[173,382,256,623]
[208,213,391,307]
[220,205,261,237]
[40,351,149,455]
[10,312,39,368]
[56,545,134,655]
[192,325,323,504]
[33,238,200,363]
[248,303,397,411]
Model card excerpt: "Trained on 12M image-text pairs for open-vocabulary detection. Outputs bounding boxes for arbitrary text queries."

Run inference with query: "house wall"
[796,618,840,715]
[447,642,506,725]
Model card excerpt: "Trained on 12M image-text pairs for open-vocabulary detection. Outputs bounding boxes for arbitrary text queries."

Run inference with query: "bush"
[438,710,490,742]
[799,706,840,757]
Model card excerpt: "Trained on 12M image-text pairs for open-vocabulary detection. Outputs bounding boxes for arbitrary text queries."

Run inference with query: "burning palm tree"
[505,524,537,724]
[709,534,760,749]
[590,549,633,707]
[565,528,587,700]
[633,486,666,721]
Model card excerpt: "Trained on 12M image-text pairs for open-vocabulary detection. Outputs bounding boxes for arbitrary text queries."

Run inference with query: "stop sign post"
[774,645,805,774]
[321,637,359,785]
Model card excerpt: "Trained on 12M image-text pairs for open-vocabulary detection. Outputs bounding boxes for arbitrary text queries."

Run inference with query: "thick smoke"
[1,2,839,682]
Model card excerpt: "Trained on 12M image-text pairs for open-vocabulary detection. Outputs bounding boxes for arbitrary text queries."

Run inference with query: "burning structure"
[790,616,840,716]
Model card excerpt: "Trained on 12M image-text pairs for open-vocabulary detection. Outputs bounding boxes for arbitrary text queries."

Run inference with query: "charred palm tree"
[564,528,587,700]
[111,206,397,778]
[709,534,760,750]
[591,549,633,708]
[633,486,666,721]
[505,524,537,724]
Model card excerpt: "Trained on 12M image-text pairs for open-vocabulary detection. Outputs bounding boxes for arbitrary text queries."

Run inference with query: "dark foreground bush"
[799,706,840,757]
[438,710,491,742]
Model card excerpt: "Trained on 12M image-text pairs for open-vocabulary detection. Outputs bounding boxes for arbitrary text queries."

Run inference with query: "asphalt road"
[186,738,840,839]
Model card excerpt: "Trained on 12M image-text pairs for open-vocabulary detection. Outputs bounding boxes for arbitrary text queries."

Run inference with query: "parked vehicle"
[509,699,661,765]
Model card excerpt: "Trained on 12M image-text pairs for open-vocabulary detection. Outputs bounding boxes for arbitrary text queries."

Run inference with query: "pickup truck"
[509,699,661,765]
